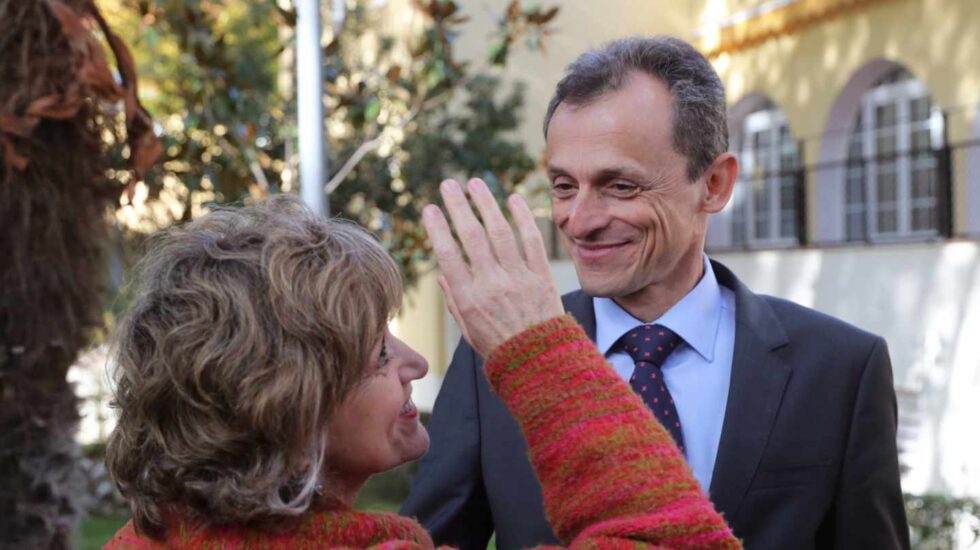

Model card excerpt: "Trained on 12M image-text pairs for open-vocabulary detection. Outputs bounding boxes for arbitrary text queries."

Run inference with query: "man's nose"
[563,189,607,239]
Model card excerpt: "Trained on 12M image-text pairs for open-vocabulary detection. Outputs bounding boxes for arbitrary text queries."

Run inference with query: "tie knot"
[617,324,682,367]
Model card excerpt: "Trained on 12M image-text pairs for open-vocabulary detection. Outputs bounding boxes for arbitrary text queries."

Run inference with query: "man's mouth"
[572,241,629,262]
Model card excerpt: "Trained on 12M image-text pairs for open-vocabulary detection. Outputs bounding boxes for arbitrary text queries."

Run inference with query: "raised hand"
[422,178,564,358]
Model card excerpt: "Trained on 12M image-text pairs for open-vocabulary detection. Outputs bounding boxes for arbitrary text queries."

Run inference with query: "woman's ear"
[701,152,738,214]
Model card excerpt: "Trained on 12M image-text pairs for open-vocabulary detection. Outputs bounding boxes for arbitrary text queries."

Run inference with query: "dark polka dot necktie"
[617,324,685,452]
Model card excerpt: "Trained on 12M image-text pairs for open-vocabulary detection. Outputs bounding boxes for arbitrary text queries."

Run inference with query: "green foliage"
[106,0,287,215]
[488,1,559,66]
[75,514,129,550]
[905,493,980,549]
[105,0,558,286]
[319,1,542,283]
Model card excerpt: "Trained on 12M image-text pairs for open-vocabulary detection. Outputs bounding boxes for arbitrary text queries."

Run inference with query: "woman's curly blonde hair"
[105,195,402,539]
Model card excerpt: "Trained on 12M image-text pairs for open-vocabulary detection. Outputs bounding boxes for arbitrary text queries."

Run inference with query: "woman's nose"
[395,337,429,381]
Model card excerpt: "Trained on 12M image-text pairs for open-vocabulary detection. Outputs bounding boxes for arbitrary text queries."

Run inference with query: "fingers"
[439,179,496,269]
[507,193,551,277]
[422,204,470,289]
[426,182,564,357]
[467,179,522,268]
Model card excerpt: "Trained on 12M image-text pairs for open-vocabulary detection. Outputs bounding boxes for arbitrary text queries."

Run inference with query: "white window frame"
[852,78,944,241]
[731,108,800,247]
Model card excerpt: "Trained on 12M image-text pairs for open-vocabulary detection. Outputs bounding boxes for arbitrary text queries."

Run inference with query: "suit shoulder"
[760,294,885,352]
[559,288,591,315]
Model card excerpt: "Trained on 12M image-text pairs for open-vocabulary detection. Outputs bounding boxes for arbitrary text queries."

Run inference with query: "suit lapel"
[560,271,789,522]
[708,261,792,523]
[562,290,597,341]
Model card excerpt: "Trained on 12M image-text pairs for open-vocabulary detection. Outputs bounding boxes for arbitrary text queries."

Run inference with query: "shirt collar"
[594,255,722,362]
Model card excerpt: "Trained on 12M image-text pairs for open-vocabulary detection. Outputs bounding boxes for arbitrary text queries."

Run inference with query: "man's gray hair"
[543,36,728,182]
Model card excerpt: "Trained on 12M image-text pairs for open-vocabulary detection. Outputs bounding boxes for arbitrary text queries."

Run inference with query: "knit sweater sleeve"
[484,315,741,550]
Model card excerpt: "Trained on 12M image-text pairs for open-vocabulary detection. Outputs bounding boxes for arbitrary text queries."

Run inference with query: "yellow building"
[396,0,980,500]
[693,0,980,500]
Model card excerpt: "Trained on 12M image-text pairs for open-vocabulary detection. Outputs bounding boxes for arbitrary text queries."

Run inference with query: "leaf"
[324,37,340,57]
[365,99,381,122]
[438,1,458,19]
[527,6,560,24]
[488,38,509,66]
[274,4,297,27]
[540,6,560,23]
[505,0,521,22]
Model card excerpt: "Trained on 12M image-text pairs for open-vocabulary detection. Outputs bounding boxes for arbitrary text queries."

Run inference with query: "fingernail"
[467,178,485,194]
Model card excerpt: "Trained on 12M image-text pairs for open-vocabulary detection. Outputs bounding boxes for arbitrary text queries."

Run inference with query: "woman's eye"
[377,340,390,371]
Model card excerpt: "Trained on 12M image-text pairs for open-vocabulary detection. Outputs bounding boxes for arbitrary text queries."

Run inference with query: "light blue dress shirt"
[594,255,735,493]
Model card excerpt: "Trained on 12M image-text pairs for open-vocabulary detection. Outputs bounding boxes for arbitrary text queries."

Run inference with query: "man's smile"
[569,240,632,262]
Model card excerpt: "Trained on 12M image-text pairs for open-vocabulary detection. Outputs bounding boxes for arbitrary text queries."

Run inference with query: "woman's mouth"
[399,398,418,419]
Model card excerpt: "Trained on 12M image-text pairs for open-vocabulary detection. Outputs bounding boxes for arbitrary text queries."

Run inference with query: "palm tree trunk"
[1,0,157,546]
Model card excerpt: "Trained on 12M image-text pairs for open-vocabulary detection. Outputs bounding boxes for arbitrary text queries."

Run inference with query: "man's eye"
[550,180,576,197]
[610,182,638,195]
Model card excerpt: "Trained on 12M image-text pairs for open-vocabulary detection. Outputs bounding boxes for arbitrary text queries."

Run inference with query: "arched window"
[844,68,944,240]
[729,102,801,247]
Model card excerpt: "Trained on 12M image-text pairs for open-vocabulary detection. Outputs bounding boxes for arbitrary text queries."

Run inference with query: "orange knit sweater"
[105,315,740,549]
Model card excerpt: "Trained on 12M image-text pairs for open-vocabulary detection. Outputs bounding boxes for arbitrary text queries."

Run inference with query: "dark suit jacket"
[402,260,910,550]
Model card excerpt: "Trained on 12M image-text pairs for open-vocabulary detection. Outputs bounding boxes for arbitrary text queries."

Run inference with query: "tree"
[106,0,559,285]
[0,0,159,547]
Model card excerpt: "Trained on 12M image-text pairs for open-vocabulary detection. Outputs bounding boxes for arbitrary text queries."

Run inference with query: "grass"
[76,514,129,550]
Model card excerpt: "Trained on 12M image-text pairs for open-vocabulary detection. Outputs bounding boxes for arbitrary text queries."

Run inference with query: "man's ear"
[701,152,738,214]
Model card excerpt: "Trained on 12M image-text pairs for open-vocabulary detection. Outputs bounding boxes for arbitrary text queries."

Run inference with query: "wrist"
[484,314,583,388]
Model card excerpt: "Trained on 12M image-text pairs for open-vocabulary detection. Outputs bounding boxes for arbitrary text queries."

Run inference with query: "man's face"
[545,72,710,302]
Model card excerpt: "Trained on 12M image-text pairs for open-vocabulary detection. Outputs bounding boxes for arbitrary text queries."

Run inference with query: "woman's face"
[326,330,430,485]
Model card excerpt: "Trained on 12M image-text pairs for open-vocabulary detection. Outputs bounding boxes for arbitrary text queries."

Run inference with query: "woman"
[105,183,739,549]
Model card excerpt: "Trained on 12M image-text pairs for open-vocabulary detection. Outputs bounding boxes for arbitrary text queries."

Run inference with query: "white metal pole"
[296,0,328,216]
[331,0,346,34]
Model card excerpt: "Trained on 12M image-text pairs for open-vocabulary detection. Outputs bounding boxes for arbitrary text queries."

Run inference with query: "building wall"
[707,0,980,238]
[712,243,980,496]
[699,0,980,497]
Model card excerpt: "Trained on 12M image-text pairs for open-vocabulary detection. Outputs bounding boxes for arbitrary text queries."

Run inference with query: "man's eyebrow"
[545,165,570,179]
[593,167,648,184]
[546,166,649,183]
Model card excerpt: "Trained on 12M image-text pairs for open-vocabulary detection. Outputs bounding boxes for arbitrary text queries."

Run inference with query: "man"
[402,36,909,550]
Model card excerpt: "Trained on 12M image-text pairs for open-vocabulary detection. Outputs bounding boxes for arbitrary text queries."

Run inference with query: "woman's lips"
[399,398,418,419]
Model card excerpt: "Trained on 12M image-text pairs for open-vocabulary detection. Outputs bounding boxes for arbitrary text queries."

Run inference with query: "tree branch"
[323,92,449,196]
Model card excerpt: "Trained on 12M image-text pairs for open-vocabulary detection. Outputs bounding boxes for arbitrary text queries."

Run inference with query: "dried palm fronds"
[0,1,158,547]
